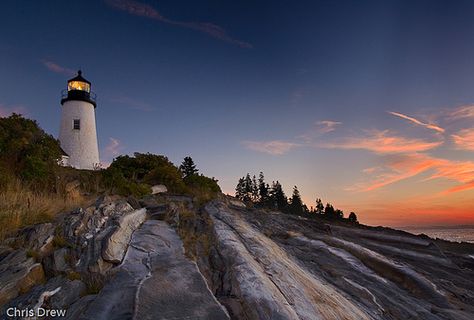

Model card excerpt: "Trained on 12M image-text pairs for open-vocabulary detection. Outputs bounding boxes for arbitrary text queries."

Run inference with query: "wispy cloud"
[0,104,28,117]
[388,111,445,133]
[104,137,123,158]
[298,120,342,143]
[357,153,474,193]
[105,0,252,48]
[242,140,301,155]
[109,96,155,112]
[447,105,474,120]
[451,128,474,151]
[320,129,443,154]
[316,120,342,134]
[41,60,75,76]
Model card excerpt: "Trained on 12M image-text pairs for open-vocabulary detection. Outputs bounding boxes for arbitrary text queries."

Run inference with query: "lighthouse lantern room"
[59,70,100,170]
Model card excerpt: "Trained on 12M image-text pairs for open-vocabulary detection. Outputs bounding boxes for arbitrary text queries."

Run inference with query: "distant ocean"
[401,226,474,243]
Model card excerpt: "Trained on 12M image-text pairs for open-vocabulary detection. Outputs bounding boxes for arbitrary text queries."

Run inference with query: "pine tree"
[243,173,253,202]
[324,203,335,218]
[270,181,287,211]
[258,172,269,206]
[348,212,358,223]
[251,175,259,202]
[289,186,304,215]
[315,198,324,215]
[179,156,198,179]
[335,209,344,219]
[235,177,245,200]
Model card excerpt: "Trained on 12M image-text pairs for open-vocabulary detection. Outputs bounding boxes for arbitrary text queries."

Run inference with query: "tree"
[269,181,287,211]
[235,177,245,200]
[348,212,358,223]
[315,198,324,215]
[251,175,259,202]
[335,209,344,219]
[324,203,335,218]
[289,186,304,215]
[258,172,269,206]
[179,156,198,179]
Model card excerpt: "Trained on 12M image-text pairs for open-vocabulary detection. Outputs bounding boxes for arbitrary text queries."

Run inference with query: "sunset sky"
[1,0,474,227]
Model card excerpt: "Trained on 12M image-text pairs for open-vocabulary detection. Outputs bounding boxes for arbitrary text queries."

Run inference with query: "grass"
[0,180,89,240]
[176,206,213,260]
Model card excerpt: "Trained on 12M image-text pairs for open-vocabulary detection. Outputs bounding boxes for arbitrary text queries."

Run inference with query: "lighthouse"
[59,70,100,170]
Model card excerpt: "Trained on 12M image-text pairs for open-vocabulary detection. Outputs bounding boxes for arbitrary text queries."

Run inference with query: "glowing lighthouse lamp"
[59,70,100,170]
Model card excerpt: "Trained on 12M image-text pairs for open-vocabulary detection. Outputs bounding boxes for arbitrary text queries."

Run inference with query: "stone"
[2,276,86,315]
[0,250,45,306]
[79,220,230,320]
[102,208,147,263]
[52,248,70,273]
[151,184,167,194]
[64,295,97,320]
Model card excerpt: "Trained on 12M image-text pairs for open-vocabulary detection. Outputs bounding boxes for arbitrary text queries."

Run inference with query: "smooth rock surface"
[203,200,474,320]
[0,250,45,306]
[101,208,146,263]
[78,220,229,320]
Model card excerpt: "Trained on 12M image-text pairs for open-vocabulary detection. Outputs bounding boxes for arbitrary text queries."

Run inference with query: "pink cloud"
[242,140,300,155]
[320,129,443,154]
[388,111,445,133]
[451,128,474,151]
[42,60,75,76]
[105,0,252,48]
[357,153,474,193]
[0,104,28,117]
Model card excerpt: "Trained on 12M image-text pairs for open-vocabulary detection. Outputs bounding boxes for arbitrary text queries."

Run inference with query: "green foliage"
[0,114,62,190]
[103,153,186,196]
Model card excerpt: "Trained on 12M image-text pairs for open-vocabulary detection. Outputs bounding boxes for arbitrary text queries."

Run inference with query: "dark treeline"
[235,172,358,223]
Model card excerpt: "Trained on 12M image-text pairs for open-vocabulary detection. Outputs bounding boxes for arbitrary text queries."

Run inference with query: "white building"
[58,70,100,170]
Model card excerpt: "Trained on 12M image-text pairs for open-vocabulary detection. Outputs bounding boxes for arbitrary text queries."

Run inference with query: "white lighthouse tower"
[59,70,100,170]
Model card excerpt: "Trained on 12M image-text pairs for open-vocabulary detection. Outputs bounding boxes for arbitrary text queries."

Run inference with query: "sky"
[1,0,474,227]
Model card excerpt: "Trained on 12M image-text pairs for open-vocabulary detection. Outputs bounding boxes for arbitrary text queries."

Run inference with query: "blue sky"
[1,0,474,226]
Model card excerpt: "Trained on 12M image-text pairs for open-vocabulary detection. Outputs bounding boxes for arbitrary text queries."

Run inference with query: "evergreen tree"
[251,175,259,202]
[315,198,324,215]
[335,209,344,219]
[243,173,253,202]
[235,177,245,200]
[258,172,269,206]
[324,203,335,218]
[289,185,304,215]
[348,212,358,223]
[270,181,287,211]
[179,156,198,179]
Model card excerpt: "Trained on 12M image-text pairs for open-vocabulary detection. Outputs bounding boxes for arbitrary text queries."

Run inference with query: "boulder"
[151,184,167,194]
[2,276,86,318]
[102,208,147,263]
[0,250,45,306]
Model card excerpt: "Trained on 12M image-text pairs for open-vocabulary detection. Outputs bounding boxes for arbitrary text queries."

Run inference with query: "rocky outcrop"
[206,202,371,320]
[2,194,474,320]
[0,195,147,312]
[199,199,474,320]
[79,220,229,320]
[0,250,45,306]
[101,208,146,263]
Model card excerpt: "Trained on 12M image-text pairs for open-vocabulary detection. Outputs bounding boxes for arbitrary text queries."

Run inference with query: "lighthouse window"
[73,119,80,130]
[68,81,90,93]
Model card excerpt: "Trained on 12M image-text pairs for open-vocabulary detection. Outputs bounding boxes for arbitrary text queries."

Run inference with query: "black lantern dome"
[61,70,97,108]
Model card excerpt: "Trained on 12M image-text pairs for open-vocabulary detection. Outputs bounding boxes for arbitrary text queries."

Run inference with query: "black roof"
[68,70,91,85]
